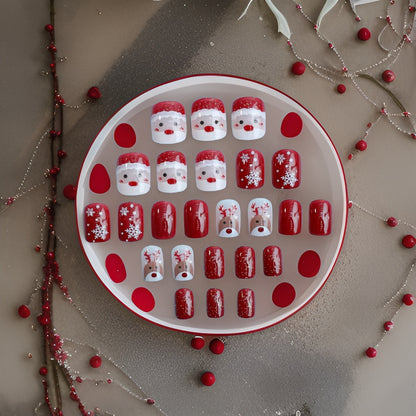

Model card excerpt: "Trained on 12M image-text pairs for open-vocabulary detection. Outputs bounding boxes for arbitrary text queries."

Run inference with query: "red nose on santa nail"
[167,178,177,185]
[204,126,214,132]
[164,129,174,135]
[244,125,254,131]
[129,181,138,186]
[207,177,216,183]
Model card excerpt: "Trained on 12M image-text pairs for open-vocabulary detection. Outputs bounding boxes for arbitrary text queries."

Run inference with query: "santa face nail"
[151,201,176,239]
[263,246,282,276]
[236,149,264,189]
[118,202,143,242]
[248,198,272,237]
[172,245,194,281]
[272,149,301,189]
[204,246,225,279]
[207,288,224,318]
[191,98,226,141]
[84,203,110,243]
[216,199,240,237]
[184,200,209,238]
[231,96,266,140]
[116,153,150,196]
[151,101,186,144]
[141,245,164,282]
[195,150,226,191]
[238,288,255,318]
[309,200,332,235]
[235,246,256,279]
[157,151,187,193]
[175,288,194,319]
[279,200,302,235]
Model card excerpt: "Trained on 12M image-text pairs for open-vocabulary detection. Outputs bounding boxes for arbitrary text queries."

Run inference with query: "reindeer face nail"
[141,246,164,282]
[156,151,187,193]
[248,198,272,237]
[172,245,194,281]
[216,199,240,237]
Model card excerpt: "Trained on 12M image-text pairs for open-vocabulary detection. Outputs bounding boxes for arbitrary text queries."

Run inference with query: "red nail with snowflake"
[84,203,110,243]
[118,202,143,242]
[236,149,264,189]
[272,149,300,189]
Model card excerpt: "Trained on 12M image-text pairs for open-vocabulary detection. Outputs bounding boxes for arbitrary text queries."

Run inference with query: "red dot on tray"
[298,250,321,277]
[89,163,111,194]
[105,253,127,283]
[272,282,296,308]
[114,123,136,148]
[281,112,303,138]
[132,287,155,312]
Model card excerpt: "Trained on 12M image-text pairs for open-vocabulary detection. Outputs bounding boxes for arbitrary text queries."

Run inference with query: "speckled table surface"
[2,1,416,415]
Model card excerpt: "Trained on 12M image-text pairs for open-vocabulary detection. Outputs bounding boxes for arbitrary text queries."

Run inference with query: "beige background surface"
[1,1,416,415]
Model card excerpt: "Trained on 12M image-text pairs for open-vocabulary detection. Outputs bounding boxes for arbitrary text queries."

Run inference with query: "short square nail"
[279,200,302,235]
[118,202,143,242]
[84,203,110,242]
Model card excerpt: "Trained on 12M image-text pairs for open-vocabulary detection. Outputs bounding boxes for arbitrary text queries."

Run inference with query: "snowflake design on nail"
[92,224,109,240]
[276,153,285,165]
[281,171,298,187]
[245,169,262,187]
[240,153,250,163]
[126,224,141,240]
[120,206,129,216]
[86,207,95,217]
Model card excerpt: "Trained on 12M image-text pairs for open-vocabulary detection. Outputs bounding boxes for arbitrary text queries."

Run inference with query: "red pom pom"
[355,140,367,151]
[383,321,394,331]
[382,69,395,83]
[87,87,101,100]
[402,293,414,306]
[18,304,31,318]
[337,84,346,94]
[357,27,371,41]
[201,371,216,386]
[402,234,416,248]
[44,24,54,32]
[147,398,155,405]
[386,217,398,227]
[39,366,48,376]
[209,338,224,355]
[291,61,305,75]
[365,347,377,358]
[191,336,205,350]
[63,184,77,200]
[89,355,102,368]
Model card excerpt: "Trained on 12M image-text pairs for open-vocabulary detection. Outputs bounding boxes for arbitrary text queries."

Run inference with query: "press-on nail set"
[77,75,347,335]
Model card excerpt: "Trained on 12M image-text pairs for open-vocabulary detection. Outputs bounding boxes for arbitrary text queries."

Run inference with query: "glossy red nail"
[263,246,282,276]
[151,201,176,239]
[207,288,224,318]
[279,200,302,235]
[175,288,194,319]
[235,246,256,279]
[272,149,300,189]
[237,288,255,318]
[118,202,143,241]
[309,200,332,235]
[84,203,110,242]
[236,149,264,189]
[204,246,224,279]
[184,199,209,238]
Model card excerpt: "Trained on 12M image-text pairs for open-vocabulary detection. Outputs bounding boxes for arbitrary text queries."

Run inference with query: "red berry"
[44,24,54,32]
[209,339,224,355]
[365,347,377,358]
[190,336,205,350]
[384,321,394,331]
[147,398,155,405]
[402,234,416,248]
[291,61,305,75]
[89,355,102,368]
[337,84,346,94]
[63,184,77,200]
[39,366,48,376]
[382,69,395,83]
[387,217,398,227]
[355,140,367,151]
[201,371,216,386]
[87,86,101,100]
[57,150,67,159]
[357,27,371,41]
[50,167,60,176]
[402,293,414,306]
[18,304,31,318]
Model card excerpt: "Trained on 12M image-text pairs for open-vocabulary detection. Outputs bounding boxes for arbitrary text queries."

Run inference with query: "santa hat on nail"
[157,151,186,168]
[192,98,225,117]
[195,150,225,166]
[117,153,149,171]
[232,97,265,116]
[152,101,185,117]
